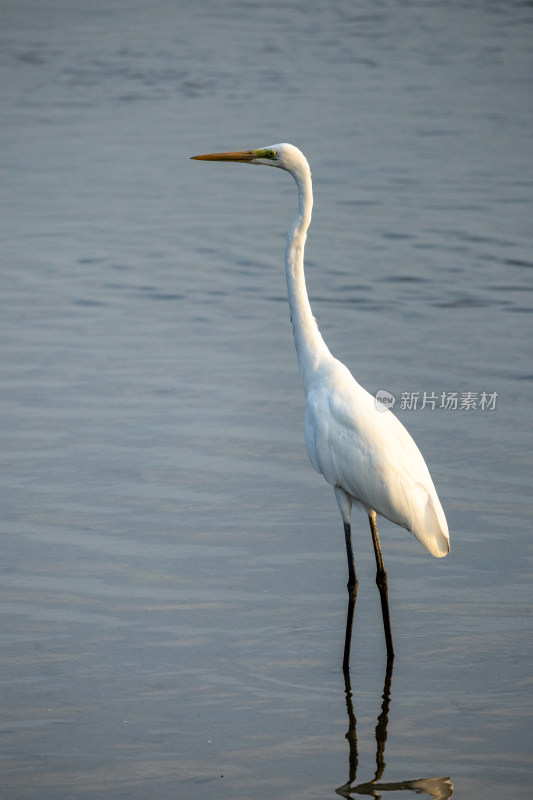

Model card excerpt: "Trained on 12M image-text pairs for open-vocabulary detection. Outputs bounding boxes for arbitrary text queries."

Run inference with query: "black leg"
[344,520,357,595]
[343,521,357,672]
[343,594,355,673]
[369,510,394,659]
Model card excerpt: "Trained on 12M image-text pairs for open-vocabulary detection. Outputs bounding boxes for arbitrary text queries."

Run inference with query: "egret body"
[192,144,449,667]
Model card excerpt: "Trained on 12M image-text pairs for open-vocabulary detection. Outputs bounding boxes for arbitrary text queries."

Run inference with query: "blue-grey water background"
[1,1,532,798]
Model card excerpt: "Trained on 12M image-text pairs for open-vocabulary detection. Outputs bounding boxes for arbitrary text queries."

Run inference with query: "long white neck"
[285,162,331,384]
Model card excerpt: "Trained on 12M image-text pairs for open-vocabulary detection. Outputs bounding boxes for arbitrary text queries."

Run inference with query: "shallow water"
[1,1,532,797]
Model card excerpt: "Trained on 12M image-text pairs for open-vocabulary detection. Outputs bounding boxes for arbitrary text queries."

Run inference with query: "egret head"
[191,143,308,174]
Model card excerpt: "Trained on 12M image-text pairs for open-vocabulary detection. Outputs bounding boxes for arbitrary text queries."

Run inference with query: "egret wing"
[305,359,449,557]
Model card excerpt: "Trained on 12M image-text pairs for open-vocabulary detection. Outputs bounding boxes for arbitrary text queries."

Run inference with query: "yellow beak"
[191,150,256,162]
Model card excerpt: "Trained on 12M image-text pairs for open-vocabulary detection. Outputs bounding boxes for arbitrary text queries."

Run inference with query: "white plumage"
[192,142,449,666]
[304,357,449,558]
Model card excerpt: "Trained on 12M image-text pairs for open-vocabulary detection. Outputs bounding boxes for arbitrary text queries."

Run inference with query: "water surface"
[1,1,532,798]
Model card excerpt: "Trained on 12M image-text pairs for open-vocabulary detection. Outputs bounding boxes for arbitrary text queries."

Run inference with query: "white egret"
[192,143,449,667]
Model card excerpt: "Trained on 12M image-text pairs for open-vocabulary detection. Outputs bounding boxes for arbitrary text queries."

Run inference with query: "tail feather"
[418,495,450,558]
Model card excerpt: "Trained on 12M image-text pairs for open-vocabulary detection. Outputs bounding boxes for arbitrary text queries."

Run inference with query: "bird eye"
[253,148,277,160]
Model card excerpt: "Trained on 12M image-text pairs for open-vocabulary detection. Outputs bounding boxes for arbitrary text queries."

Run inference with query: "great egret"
[192,143,449,667]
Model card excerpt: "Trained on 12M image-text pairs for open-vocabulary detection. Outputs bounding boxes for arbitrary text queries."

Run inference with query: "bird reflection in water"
[336,659,453,798]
